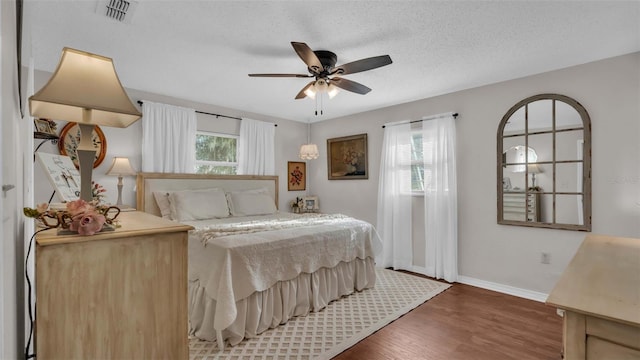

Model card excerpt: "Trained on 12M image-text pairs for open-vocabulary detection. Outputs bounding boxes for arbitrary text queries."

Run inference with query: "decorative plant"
[92,181,107,203]
[290,197,304,209]
[24,199,120,236]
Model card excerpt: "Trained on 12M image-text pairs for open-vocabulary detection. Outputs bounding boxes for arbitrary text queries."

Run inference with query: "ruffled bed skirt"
[188,257,376,348]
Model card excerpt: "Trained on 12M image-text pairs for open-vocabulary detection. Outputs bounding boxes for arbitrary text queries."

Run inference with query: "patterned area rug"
[189,268,450,360]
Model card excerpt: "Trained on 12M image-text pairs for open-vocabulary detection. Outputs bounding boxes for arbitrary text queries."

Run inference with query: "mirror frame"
[497,93,591,231]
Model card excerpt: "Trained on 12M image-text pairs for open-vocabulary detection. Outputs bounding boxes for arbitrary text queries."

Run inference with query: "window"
[410,133,426,192]
[410,132,441,193]
[195,131,238,175]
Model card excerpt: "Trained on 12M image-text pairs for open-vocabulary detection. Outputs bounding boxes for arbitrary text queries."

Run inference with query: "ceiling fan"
[249,42,392,100]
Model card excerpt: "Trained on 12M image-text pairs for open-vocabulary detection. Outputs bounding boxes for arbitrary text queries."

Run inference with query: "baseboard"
[398,266,548,303]
[456,275,549,303]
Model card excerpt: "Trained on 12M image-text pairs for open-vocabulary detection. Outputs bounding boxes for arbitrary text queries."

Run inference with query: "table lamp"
[29,47,141,202]
[106,157,136,206]
[527,164,542,188]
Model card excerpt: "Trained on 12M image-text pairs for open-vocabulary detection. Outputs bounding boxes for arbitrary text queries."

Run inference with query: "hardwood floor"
[334,275,563,360]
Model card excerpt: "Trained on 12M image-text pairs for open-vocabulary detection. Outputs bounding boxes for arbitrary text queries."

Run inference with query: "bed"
[136,173,381,348]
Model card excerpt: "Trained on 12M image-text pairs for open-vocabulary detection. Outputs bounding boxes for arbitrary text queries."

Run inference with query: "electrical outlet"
[541,252,551,264]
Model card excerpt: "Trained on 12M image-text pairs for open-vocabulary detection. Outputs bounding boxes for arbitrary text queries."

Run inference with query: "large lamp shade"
[29,47,141,127]
[29,47,141,202]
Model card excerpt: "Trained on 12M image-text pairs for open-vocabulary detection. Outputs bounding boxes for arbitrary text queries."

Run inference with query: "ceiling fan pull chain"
[320,93,324,115]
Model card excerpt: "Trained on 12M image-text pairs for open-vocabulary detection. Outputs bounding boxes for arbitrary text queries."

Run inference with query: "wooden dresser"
[35,211,193,359]
[546,234,640,360]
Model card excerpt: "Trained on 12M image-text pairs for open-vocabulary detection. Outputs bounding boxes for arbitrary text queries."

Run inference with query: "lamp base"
[77,122,96,202]
[116,180,124,207]
[76,148,96,202]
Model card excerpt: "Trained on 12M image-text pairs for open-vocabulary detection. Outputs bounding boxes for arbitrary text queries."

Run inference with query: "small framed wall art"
[302,195,319,212]
[58,122,107,168]
[327,133,368,180]
[287,161,306,191]
[34,119,52,134]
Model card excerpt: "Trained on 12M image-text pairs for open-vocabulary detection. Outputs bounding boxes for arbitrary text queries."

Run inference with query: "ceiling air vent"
[96,0,138,24]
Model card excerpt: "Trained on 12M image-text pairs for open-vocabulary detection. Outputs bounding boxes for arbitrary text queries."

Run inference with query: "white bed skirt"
[188,257,376,347]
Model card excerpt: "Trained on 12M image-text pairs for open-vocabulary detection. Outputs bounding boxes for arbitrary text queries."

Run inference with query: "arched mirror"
[497,94,591,231]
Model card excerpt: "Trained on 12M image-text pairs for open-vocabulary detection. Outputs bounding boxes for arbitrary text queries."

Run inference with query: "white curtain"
[377,114,458,282]
[376,122,414,270]
[237,118,275,175]
[422,116,458,282]
[141,101,196,173]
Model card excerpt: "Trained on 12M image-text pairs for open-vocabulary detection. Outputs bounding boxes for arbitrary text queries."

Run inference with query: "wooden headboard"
[136,173,279,216]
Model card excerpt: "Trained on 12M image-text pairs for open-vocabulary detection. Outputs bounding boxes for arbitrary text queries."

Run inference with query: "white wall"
[310,52,640,294]
[31,53,639,298]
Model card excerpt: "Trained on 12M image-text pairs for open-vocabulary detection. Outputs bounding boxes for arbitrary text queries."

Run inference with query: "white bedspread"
[184,213,381,332]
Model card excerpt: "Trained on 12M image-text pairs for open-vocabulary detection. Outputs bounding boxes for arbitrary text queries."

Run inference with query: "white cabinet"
[503,192,540,222]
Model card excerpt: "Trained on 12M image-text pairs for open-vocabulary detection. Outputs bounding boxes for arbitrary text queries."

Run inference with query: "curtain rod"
[137,101,277,126]
[382,112,458,128]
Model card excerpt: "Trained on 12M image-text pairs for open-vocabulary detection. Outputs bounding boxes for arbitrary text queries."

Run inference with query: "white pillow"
[153,192,173,220]
[227,188,277,216]
[168,188,230,221]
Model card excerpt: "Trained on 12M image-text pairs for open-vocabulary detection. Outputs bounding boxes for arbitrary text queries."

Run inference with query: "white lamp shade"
[304,86,316,99]
[299,144,319,160]
[327,83,339,99]
[527,164,542,174]
[29,47,141,128]
[315,79,328,93]
[106,157,137,176]
[303,79,339,100]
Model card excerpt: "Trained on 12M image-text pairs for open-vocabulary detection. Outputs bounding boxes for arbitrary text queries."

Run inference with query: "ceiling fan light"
[315,79,328,93]
[327,83,339,99]
[299,144,319,160]
[304,87,316,99]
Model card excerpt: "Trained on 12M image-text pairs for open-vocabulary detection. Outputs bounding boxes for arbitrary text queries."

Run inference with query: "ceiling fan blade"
[291,42,323,74]
[295,81,316,99]
[330,77,371,95]
[248,73,312,78]
[335,55,392,75]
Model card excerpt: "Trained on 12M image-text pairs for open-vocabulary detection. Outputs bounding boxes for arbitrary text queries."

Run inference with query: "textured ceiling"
[26,1,640,123]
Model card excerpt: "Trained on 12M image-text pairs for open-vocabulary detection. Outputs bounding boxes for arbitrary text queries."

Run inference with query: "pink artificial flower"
[69,210,106,236]
[65,199,93,217]
[36,203,49,213]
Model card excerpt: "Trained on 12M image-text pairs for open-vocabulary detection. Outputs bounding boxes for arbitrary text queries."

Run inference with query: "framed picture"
[35,152,81,202]
[327,133,368,180]
[34,119,52,134]
[58,122,107,169]
[287,161,306,191]
[302,195,319,212]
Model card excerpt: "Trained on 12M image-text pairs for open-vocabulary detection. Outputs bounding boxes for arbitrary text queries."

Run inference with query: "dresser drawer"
[587,336,640,360]
[586,316,640,351]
